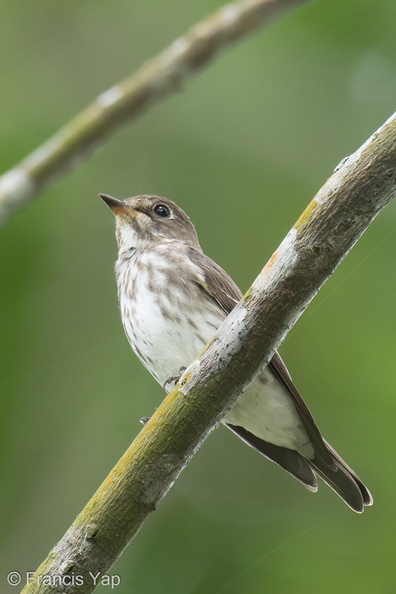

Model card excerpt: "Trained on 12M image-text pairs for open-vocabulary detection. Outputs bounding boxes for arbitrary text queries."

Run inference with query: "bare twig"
[22,113,396,594]
[0,0,307,224]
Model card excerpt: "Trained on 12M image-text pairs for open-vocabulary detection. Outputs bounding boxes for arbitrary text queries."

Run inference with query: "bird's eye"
[154,204,171,218]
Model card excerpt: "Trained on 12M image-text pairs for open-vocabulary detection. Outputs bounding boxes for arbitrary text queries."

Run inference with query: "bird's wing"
[268,351,333,467]
[188,247,242,314]
[188,247,332,466]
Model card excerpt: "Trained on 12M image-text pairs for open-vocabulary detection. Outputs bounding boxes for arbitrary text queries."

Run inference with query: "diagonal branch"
[22,113,396,594]
[0,0,307,225]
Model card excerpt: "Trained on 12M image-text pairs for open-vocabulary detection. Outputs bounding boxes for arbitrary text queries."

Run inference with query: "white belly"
[117,251,224,385]
[224,367,314,458]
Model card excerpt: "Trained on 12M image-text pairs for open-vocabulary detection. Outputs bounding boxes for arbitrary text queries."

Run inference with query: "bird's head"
[100,194,200,252]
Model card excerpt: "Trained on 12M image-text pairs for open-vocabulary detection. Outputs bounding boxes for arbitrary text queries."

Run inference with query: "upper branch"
[22,113,396,594]
[0,0,307,224]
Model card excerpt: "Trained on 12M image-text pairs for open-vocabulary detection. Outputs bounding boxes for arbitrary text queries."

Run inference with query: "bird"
[100,192,372,513]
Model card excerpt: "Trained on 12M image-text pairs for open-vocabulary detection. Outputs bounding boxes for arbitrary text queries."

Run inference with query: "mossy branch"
[21,113,396,593]
[0,0,307,225]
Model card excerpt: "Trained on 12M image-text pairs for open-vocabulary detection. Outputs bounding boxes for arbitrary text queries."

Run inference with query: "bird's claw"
[163,366,187,391]
[139,406,158,425]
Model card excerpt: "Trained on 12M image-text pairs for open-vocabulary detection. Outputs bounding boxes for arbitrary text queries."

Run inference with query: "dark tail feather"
[227,424,373,513]
[312,439,373,510]
[227,424,318,492]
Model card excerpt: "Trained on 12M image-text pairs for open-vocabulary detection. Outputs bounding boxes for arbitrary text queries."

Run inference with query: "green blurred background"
[1,1,396,592]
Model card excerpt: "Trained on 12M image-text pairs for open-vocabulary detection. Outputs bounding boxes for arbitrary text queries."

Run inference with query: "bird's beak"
[99,193,135,216]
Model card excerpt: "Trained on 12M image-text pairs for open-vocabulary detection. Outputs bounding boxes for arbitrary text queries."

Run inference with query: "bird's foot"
[163,367,187,391]
[140,406,158,425]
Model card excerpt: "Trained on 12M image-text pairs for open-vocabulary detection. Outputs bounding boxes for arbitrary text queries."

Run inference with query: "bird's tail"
[309,439,373,513]
[227,424,373,513]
